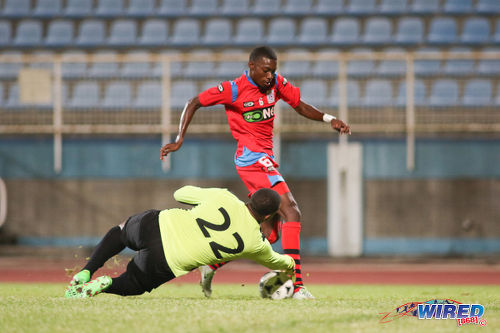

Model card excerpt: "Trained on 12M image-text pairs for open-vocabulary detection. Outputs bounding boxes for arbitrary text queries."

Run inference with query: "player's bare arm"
[294,100,351,135]
[160,96,203,160]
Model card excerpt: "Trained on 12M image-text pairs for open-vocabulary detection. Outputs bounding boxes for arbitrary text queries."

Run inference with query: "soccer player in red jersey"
[161,46,351,299]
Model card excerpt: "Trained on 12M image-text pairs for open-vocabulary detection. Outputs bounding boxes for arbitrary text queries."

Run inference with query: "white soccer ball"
[259,270,294,300]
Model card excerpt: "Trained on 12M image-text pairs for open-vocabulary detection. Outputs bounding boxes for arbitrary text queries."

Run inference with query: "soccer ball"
[259,270,294,300]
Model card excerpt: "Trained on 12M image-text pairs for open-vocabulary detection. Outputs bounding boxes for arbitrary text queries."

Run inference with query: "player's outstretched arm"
[160,96,203,160]
[294,100,351,135]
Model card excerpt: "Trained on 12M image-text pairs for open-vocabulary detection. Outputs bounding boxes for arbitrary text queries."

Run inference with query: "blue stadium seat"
[363,79,393,107]
[444,0,473,14]
[428,17,458,44]
[214,49,246,78]
[494,19,500,43]
[396,80,427,106]
[267,18,296,46]
[190,0,218,16]
[64,0,93,17]
[331,18,360,45]
[134,81,162,109]
[328,81,361,107]
[347,0,376,15]
[414,48,443,76]
[395,17,424,44]
[411,0,440,14]
[429,79,459,107]
[0,51,22,79]
[234,18,264,46]
[280,49,311,78]
[313,0,344,15]
[30,50,54,70]
[171,81,198,109]
[362,17,392,45]
[463,80,492,106]
[170,19,201,46]
[183,49,215,78]
[202,19,232,46]
[379,0,408,14]
[121,51,152,78]
[311,49,339,78]
[0,82,4,106]
[476,0,500,14]
[298,18,328,46]
[45,20,74,47]
[443,47,476,76]
[5,84,21,108]
[76,20,105,47]
[102,82,132,108]
[221,0,249,16]
[376,48,406,77]
[127,0,155,16]
[61,50,88,78]
[347,48,375,77]
[0,20,12,46]
[13,20,43,47]
[300,79,328,107]
[139,19,168,46]
[477,48,500,76]
[108,20,137,46]
[461,17,490,44]
[2,0,31,17]
[88,51,119,78]
[152,50,183,78]
[33,0,62,17]
[68,81,100,108]
[284,0,312,16]
[252,0,281,16]
[96,0,124,17]
[495,86,500,106]
[158,0,187,17]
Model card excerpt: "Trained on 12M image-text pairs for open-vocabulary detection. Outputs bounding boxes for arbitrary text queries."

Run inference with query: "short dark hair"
[249,46,277,63]
[249,188,281,217]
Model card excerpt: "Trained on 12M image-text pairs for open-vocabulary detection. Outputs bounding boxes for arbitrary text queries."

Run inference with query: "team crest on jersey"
[266,90,275,104]
[242,106,275,123]
[243,101,254,108]
[218,83,224,92]
[283,77,288,86]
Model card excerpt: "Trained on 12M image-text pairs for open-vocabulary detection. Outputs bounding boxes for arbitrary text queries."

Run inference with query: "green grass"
[1,283,499,333]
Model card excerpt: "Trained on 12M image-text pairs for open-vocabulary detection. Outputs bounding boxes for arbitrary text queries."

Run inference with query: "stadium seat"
[428,17,458,44]
[300,79,328,107]
[0,83,4,106]
[139,19,168,46]
[134,81,162,109]
[476,0,500,14]
[127,0,155,16]
[363,79,393,107]
[284,0,312,16]
[267,18,296,46]
[96,0,124,17]
[152,50,183,78]
[347,48,375,77]
[280,49,311,78]
[444,0,473,14]
[494,19,500,43]
[189,0,218,16]
[158,0,187,17]
[376,48,406,77]
[396,80,427,106]
[362,17,392,45]
[121,51,152,78]
[410,0,440,14]
[0,20,12,46]
[30,50,54,70]
[395,17,424,44]
[183,49,215,79]
[64,0,93,17]
[313,0,344,15]
[414,48,443,76]
[252,0,281,16]
[379,0,408,14]
[331,18,360,45]
[221,0,249,16]
[2,0,31,17]
[311,49,339,78]
[0,51,23,79]
[214,49,246,79]
[443,47,475,76]
[88,51,119,78]
[102,82,132,108]
[202,19,232,46]
[463,79,492,106]
[298,18,328,46]
[170,81,198,109]
[5,84,21,108]
[76,20,105,47]
[170,19,201,46]
[495,86,500,106]
[461,17,490,44]
[476,48,500,76]
[61,50,88,78]
[108,20,137,46]
[429,79,459,107]
[234,18,264,46]
[13,20,43,47]
[45,20,74,47]
[347,0,376,15]
[33,0,62,17]
[328,81,361,107]
[68,81,100,108]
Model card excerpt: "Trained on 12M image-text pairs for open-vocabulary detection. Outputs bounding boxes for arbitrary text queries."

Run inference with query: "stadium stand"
[183,49,215,78]
[411,0,440,14]
[252,0,281,16]
[328,81,361,107]
[107,19,137,47]
[300,79,328,108]
[444,0,473,14]
[284,0,313,16]
[394,17,424,45]
[363,79,394,107]
[280,48,312,78]
[347,0,376,15]
[138,19,169,47]
[68,81,100,108]
[442,47,475,76]
[494,19,500,43]
[298,18,328,46]
[76,19,105,47]
[234,18,264,46]
[463,79,492,106]
[158,0,188,17]
[33,0,63,18]
[428,17,458,44]
[376,48,406,77]
[311,49,339,78]
[214,49,246,78]
[127,0,156,17]
[170,18,201,46]
[170,80,197,109]
[95,0,124,17]
[61,50,88,78]
[2,0,31,18]
[476,0,500,14]
[396,80,427,106]
[45,20,74,47]
[461,17,491,44]
[134,81,162,109]
[64,0,93,17]
[102,81,132,108]
[362,17,393,45]
[429,79,460,107]
[202,18,232,46]
[477,48,500,75]
[0,51,22,79]
[88,50,119,78]
[347,48,375,77]
[379,0,409,15]
[313,0,345,15]
[267,18,296,46]
[13,20,43,47]
[190,0,218,17]
[414,48,443,76]
[0,20,12,46]
[331,18,360,45]
[121,51,152,78]
[220,0,249,17]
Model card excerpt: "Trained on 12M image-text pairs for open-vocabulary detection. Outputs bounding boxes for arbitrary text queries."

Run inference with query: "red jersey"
[198,71,300,156]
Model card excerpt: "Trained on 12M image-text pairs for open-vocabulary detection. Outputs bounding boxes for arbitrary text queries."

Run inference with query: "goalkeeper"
[65,185,294,298]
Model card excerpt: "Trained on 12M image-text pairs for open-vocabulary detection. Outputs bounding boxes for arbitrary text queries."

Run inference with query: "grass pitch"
[1,283,498,333]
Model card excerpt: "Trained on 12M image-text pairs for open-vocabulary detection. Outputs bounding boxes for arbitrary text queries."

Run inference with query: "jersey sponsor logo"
[243,101,254,108]
[218,83,224,92]
[267,90,275,104]
[242,106,275,123]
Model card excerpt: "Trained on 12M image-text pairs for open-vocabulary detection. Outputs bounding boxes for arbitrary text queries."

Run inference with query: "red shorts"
[235,154,290,197]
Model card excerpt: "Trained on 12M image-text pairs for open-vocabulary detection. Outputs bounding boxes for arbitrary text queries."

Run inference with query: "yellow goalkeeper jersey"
[158,185,294,277]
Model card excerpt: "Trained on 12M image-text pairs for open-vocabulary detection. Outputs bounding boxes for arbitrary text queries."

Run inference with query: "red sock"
[267,220,282,244]
[209,262,227,271]
[281,221,302,292]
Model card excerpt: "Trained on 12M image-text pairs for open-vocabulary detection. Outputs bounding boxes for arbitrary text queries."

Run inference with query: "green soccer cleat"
[65,276,112,299]
[199,265,215,298]
[69,269,91,287]
[292,286,315,300]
